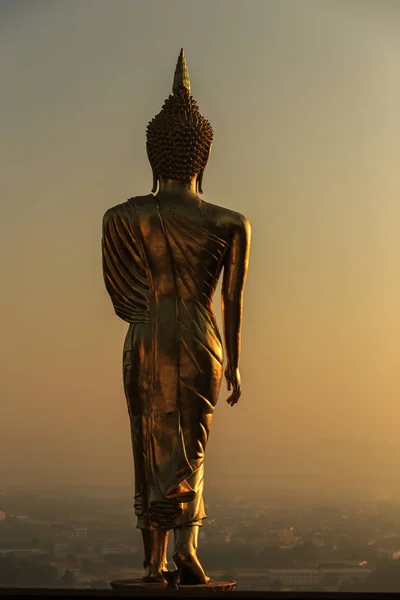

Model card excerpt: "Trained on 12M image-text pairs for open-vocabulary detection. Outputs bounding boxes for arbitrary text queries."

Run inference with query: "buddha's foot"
[172,551,210,585]
[140,528,169,583]
[142,565,167,583]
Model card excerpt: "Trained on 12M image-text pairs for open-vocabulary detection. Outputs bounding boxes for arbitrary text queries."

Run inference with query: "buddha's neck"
[157,177,198,196]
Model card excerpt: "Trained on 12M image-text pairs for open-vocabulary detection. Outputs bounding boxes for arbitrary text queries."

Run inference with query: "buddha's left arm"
[221,215,251,403]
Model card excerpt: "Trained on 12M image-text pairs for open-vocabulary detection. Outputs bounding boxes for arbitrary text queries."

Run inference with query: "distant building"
[319,568,373,585]
[49,561,80,579]
[73,528,88,538]
[50,523,87,539]
[267,569,323,588]
[61,529,75,539]
[266,568,373,589]
[54,543,71,558]
[29,520,49,526]
[100,546,137,555]
[278,528,295,544]
[0,548,42,557]
[82,557,109,570]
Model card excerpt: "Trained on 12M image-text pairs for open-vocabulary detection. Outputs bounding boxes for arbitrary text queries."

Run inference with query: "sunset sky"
[1,0,400,492]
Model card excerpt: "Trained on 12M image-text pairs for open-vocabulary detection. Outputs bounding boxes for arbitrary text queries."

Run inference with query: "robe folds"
[102,195,227,530]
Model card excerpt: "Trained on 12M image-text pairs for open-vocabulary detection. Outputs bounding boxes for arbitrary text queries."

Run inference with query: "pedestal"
[110,578,237,593]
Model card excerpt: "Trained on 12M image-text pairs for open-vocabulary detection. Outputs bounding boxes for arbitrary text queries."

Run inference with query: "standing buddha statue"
[102,49,251,585]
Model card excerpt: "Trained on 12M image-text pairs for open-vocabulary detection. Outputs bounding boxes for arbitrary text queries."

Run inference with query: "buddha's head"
[146,49,213,194]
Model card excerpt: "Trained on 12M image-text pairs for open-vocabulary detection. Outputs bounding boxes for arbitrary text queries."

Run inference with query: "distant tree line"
[344,561,400,593]
[0,554,58,587]
[201,541,319,571]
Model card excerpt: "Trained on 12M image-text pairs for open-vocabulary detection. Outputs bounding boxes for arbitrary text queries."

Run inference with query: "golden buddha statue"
[102,49,251,586]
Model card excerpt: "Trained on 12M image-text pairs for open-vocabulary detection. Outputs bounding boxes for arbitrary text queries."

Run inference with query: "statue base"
[110,578,236,593]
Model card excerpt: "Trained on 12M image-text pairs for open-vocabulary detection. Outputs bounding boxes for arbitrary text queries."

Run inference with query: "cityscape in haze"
[1,0,400,593]
[2,485,400,591]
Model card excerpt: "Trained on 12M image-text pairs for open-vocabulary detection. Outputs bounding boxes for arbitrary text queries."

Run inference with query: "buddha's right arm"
[101,208,146,324]
[221,215,251,374]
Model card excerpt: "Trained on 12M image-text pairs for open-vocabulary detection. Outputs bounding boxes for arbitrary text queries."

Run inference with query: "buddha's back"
[102,49,251,586]
[155,194,248,304]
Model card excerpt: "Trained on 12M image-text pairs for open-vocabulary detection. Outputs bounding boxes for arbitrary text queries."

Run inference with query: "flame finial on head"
[172,48,191,94]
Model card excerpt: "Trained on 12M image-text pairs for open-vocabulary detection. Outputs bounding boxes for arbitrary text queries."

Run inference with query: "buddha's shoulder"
[103,195,157,222]
[201,199,250,230]
[102,200,131,222]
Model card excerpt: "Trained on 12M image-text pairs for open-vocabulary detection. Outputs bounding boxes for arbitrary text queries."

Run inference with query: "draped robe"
[102,195,227,530]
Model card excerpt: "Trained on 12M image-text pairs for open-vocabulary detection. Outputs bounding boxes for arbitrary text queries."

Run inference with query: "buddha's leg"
[142,529,169,583]
[172,525,209,585]
[141,529,151,570]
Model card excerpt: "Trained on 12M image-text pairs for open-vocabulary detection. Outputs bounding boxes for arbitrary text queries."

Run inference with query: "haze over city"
[1,0,400,494]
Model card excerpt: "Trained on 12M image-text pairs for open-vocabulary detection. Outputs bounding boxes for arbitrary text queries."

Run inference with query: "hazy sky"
[1,0,400,491]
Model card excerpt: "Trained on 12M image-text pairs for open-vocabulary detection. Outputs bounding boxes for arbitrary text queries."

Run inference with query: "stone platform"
[110,578,236,593]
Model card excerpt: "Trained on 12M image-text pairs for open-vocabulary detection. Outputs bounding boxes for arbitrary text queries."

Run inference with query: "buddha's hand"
[225,365,241,406]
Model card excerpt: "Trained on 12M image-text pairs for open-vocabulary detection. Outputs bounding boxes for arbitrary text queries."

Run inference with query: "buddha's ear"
[196,143,212,195]
[196,169,204,195]
[151,164,159,193]
[147,144,159,193]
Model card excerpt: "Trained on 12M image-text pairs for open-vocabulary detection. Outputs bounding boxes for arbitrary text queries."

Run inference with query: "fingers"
[225,367,241,404]
[227,396,239,406]
[226,387,241,406]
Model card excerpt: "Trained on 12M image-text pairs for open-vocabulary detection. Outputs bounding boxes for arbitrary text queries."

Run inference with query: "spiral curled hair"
[146,85,213,183]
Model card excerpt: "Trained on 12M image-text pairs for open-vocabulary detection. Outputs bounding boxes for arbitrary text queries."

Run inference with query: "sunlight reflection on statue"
[102,49,251,586]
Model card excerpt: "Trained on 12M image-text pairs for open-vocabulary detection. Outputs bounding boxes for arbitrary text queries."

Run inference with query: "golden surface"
[101,49,250,585]
[102,193,250,526]
[173,48,191,93]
